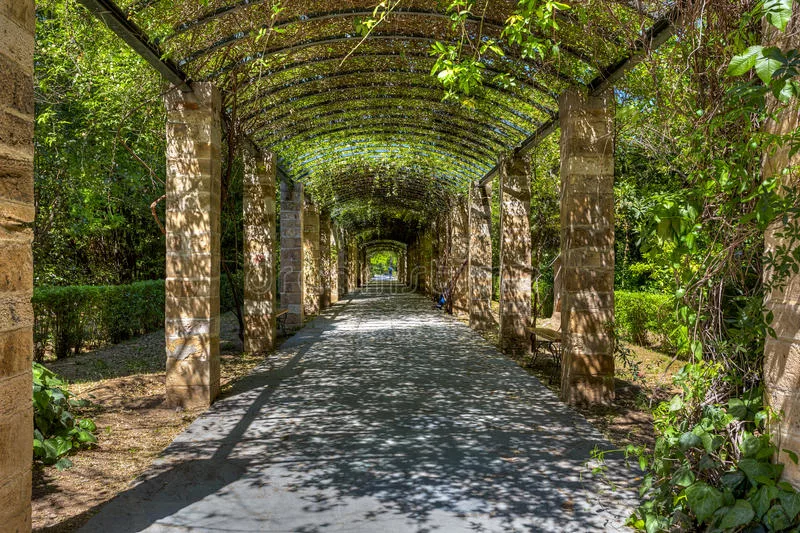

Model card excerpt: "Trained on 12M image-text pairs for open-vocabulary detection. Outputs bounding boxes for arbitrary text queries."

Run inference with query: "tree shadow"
[79,285,638,532]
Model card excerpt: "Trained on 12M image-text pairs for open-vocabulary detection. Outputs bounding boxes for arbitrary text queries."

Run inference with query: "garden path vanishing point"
[80,281,639,532]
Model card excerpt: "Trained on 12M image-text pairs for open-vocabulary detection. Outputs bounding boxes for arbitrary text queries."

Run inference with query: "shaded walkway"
[81,282,638,532]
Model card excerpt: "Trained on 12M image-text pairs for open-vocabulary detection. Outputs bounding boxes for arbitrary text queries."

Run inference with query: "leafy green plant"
[622,363,800,532]
[615,291,680,353]
[33,276,242,361]
[32,362,97,470]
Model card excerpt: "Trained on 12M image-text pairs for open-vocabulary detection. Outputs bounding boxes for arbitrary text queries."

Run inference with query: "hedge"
[33,274,243,361]
[613,291,679,353]
[528,285,679,354]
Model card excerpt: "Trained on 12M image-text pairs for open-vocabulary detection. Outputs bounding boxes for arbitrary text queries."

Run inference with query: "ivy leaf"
[686,482,724,523]
[718,500,755,530]
[763,0,794,31]
[679,431,702,451]
[54,457,74,471]
[739,458,780,484]
[755,47,785,85]
[671,465,696,487]
[727,45,763,76]
[752,484,779,519]
[763,503,791,531]
[779,490,800,520]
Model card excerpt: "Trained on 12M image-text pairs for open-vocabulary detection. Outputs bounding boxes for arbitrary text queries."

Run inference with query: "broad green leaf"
[727,45,763,76]
[679,431,702,451]
[764,0,794,31]
[755,47,784,85]
[686,482,724,523]
[763,503,791,531]
[752,484,779,519]
[718,500,755,530]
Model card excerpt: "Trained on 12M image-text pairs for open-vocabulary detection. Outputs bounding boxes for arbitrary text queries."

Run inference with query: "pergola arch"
[7,3,748,527]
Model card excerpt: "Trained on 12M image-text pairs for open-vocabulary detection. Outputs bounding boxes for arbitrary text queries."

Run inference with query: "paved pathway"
[81,282,638,532]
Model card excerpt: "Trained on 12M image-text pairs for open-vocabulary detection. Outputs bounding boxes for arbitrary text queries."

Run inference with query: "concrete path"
[81,282,638,532]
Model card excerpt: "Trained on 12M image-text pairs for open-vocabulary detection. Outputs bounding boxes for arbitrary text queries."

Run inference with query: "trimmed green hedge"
[614,290,679,353]
[34,274,243,361]
[528,285,679,353]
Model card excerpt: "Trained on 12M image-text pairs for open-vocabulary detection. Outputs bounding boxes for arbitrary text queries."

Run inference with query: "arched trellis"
[73,0,679,415]
[81,0,668,221]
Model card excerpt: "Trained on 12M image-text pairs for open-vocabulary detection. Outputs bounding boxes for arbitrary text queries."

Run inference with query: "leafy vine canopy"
[113,0,672,238]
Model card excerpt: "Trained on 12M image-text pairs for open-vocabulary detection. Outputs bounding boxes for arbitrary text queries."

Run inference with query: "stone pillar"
[407,242,416,288]
[763,7,800,486]
[303,197,320,316]
[470,182,494,331]
[280,178,304,330]
[164,83,222,409]
[397,251,405,284]
[361,248,370,285]
[499,152,532,355]
[242,149,276,353]
[348,240,358,291]
[337,231,348,298]
[329,224,339,304]
[451,198,470,315]
[319,214,332,309]
[431,218,442,295]
[559,88,615,406]
[421,232,433,296]
[0,2,34,528]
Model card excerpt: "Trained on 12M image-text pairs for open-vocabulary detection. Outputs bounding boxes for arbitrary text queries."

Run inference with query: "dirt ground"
[32,313,270,532]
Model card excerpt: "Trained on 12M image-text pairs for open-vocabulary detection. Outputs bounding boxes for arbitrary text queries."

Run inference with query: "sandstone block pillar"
[303,197,320,315]
[0,2,34,528]
[361,248,370,285]
[470,182,494,331]
[419,234,432,295]
[164,83,222,409]
[763,7,800,486]
[337,230,348,298]
[329,224,339,304]
[348,240,358,291]
[319,213,332,309]
[451,198,470,315]
[499,152,532,355]
[243,149,276,353]
[559,88,616,406]
[280,179,304,330]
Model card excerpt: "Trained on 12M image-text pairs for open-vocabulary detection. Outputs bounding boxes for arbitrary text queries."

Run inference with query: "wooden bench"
[525,325,562,383]
[276,309,289,336]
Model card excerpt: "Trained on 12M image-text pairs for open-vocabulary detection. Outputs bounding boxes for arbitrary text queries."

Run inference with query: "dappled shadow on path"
[80,284,637,532]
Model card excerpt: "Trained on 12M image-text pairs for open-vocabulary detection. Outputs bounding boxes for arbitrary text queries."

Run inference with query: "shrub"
[622,363,800,532]
[615,291,680,353]
[33,362,97,470]
[532,279,554,320]
[33,280,166,360]
[33,276,244,360]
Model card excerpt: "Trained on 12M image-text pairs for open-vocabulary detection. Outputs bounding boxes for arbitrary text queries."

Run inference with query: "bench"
[276,309,289,336]
[525,325,562,383]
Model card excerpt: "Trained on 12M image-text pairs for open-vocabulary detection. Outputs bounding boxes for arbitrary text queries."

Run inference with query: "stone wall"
[0,1,34,528]
[164,83,222,408]
[243,149,276,353]
[469,183,493,331]
[450,198,470,315]
[319,214,332,308]
[499,153,532,355]
[303,197,320,316]
[558,88,615,406]
[279,179,304,330]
